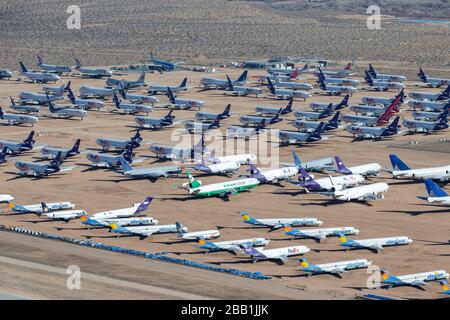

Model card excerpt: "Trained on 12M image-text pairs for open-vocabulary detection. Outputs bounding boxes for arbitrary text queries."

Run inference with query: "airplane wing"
[368,243,383,252]
[410,280,427,287]
[278,255,289,264]
[313,234,327,243]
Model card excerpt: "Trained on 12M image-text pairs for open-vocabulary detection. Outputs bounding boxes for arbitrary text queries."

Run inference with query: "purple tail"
[335,156,352,175]
[133,196,153,214]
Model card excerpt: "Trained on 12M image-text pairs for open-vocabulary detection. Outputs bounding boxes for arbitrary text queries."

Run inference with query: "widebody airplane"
[41,139,81,159]
[118,159,182,182]
[19,90,63,105]
[74,58,112,78]
[418,67,450,88]
[106,72,146,89]
[112,92,152,115]
[9,98,41,114]
[0,107,38,126]
[368,64,407,82]
[225,75,262,97]
[278,123,324,145]
[317,74,357,96]
[256,98,293,116]
[79,85,116,99]
[389,154,450,181]
[402,114,448,133]
[197,238,269,254]
[87,196,153,221]
[267,78,311,100]
[117,86,159,105]
[282,151,334,173]
[15,151,63,176]
[207,153,257,165]
[167,87,204,110]
[417,179,450,206]
[240,211,323,229]
[226,121,266,139]
[19,62,60,83]
[67,87,104,111]
[36,55,71,74]
[299,258,372,277]
[339,234,412,253]
[284,226,359,242]
[201,70,248,89]
[0,131,35,154]
[196,104,231,121]
[135,110,175,129]
[193,160,241,177]
[294,103,333,120]
[48,101,88,120]
[149,52,179,71]
[381,269,448,289]
[324,181,390,202]
[413,108,449,121]
[361,90,405,106]
[272,80,313,91]
[147,78,187,94]
[408,85,450,101]
[248,162,298,184]
[86,148,134,168]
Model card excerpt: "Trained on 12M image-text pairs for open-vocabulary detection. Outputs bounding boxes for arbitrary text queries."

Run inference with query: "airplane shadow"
[379,209,450,216]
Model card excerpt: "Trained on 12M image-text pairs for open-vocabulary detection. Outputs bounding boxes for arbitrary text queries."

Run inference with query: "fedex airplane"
[15,151,63,176]
[314,63,354,79]
[96,130,142,151]
[201,70,248,89]
[267,65,308,76]
[87,196,153,221]
[0,194,14,203]
[239,109,282,127]
[149,52,179,71]
[349,104,393,117]
[47,100,88,120]
[255,98,293,116]
[323,181,390,202]
[41,139,81,159]
[36,55,71,74]
[0,108,38,126]
[293,167,364,192]
[248,162,298,184]
[79,85,117,99]
[197,238,269,254]
[408,85,450,101]
[74,59,112,78]
[240,245,310,264]
[135,110,175,129]
[184,117,221,134]
[282,150,335,173]
[413,108,449,121]
[362,89,405,106]
[339,234,412,253]
[19,62,60,83]
[175,222,220,241]
[309,95,349,112]
[368,64,407,82]
[86,148,134,168]
[345,117,401,140]
[225,75,262,97]
[380,269,449,289]
[196,104,231,121]
[40,202,86,221]
[418,67,450,88]
[284,226,359,242]
[240,211,323,229]
[106,72,146,89]
[322,77,359,87]
[402,113,448,133]
[278,123,324,145]
[67,87,104,111]
[19,89,64,105]
[267,78,311,100]
[112,92,152,115]
[291,111,341,133]
[117,86,159,105]
[118,159,182,182]
[299,258,372,278]
[9,97,41,114]
[259,67,302,83]
[417,179,450,206]
[147,78,187,94]
[167,87,204,110]
[389,154,450,181]
[207,153,256,165]
[332,156,381,177]
[317,73,357,96]
[148,136,203,160]
[0,131,35,154]
[273,79,313,91]
[407,100,449,112]
[294,103,333,120]
[364,71,405,91]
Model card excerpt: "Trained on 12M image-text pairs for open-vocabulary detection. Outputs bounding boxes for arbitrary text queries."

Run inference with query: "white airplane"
[309,95,350,112]
[248,162,298,184]
[112,92,152,115]
[147,78,187,94]
[408,85,450,101]
[418,67,450,88]
[240,245,310,264]
[389,154,450,181]
[364,71,405,91]
[36,55,71,74]
[96,130,142,151]
[195,104,231,121]
[322,77,360,87]
[346,117,401,140]
[381,269,449,289]
[299,258,372,278]
[332,156,381,177]
[368,64,407,82]
[82,216,158,228]
[74,59,112,78]
[167,87,204,110]
[0,194,14,203]
[317,71,357,96]
[19,62,60,83]
[239,110,282,127]
[175,222,220,241]
[418,179,450,205]
[110,223,187,239]
[65,87,104,111]
[193,160,241,177]
[226,122,266,140]
[86,149,133,168]
[267,78,311,100]
[349,104,389,117]
[278,124,324,145]
[9,98,41,114]
[41,202,86,221]
[240,212,323,229]
[282,151,335,173]
[313,63,354,78]
[284,226,359,242]
[413,109,449,121]
[8,201,74,214]
[325,181,390,202]
[272,80,313,91]
[135,110,175,130]
[339,234,412,253]
[47,100,87,120]
[402,116,448,133]
[207,153,256,165]
[201,71,248,89]
[294,168,364,192]
[0,131,35,154]
[19,90,63,105]
[197,238,269,254]
[255,99,293,116]
[79,85,116,99]
[117,86,159,105]
[88,196,153,221]
[41,139,81,159]
[225,75,262,97]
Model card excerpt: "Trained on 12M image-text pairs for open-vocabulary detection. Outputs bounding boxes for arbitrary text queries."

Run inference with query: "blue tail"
[176,222,186,234]
[418,67,427,81]
[313,122,324,136]
[387,116,400,131]
[37,55,43,66]
[112,92,120,108]
[292,150,301,168]
[329,111,341,126]
[364,70,374,85]
[167,87,176,103]
[284,98,294,113]
[236,70,248,83]
[389,154,410,171]
[438,108,448,123]
[226,75,234,91]
[19,62,28,73]
[70,139,81,154]
[221,104,231,117]
[50,151,62,168]
[119,158,134,172]
[336,95,349,110]
[424,179,448,197]
[266,78,276,94]
[67,87,76,103]
[322,103,333,117]
[137,72,145,83]
[443,85,450,97]
[0,147,7,163]
[179,77,187,88]
[23,131,35,147]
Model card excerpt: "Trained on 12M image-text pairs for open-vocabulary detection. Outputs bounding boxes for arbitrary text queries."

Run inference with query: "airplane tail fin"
[292,150,302,168]
[133,196,153,214]
[299,258,312,269]
[289,68,299,80]
[266,78,275,94]
[418,67,427,81]
[119,158,134,173]
[389,154,410,171]
[186,170,202,188]
[438,108,448,123]
[36,55,43,66]
[312,122,324,136]
[10,97,16,107]
[0,107,4,119]
[387,116,400,132]
[112,92,120,108]
[272,108,282,121]
[167,87,176,103]
[121,149,134,163]
[226,75,234,90]
[0,147,7,162]
[335,156,352,175]
[40,202,50,214]
[364,70,374,85]
[442,85,450,97]
[337,95,350,110]
[179,77,188,88]
[440,280,449,293]
[344,62,353,71]
[137,72,145,83]
[70,139,81,154]
[209,117,220,129]
[338,233,348,244]
[50,151,63,168]
[67,87,76,103]
[19,61,28,73]
[323,103,333,116]
[175,222,186,235]
[255,119,266,131]
[329,111,341,126]
[368,64,376,76]
[222,104,231,117]
[23,130,36,147]
[248,162,260,176]
[239,211,254,222]
[74,58,81,69]
[316,72,326,90]
[424,179,448,198]
[236,70,248,83]
[299,167,314,182]
[284,98,294,113]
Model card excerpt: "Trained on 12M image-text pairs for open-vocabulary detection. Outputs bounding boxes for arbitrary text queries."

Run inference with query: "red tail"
[344,63,353,71]
[377,94,402,125]
[290,69,299,80]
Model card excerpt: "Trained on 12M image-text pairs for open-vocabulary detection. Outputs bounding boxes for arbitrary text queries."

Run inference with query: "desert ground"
[0,65,448,300]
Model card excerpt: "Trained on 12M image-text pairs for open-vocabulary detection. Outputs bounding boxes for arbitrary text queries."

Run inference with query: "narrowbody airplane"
[40,202,86,221]
[418,67,450,88]
[408,85,450,101]
[197,238,269,254]
[225,75,262,97]
[147,78,187,94]
[322,181,390,202]
[0,194,14,203]
[86,196,153,221]
[118,159,182,182]
[0,69,13,79]
[193,160,241,177]
[361,89,405,106]
[15,151,63,176]
[135,110,176,129]
[0,107,39,126]
[112,92,152,115]
[19,62,60,83]
[74,58,112,78]
[226,121,266,139]
[8,201,74,214]
[321,76,360,87]
[86,148,134,168]
[349,104,391,117]
[368,64,407,82]
[380,269,449,289]
[175,222,220,241]
[195,104,231,121]
[0,131,35,154]
[117,85,159,105]
[41,139,81,159]
[294,103,333,120]
[364,71,405,91]
[47,100,88,120]
[317,73,357,96]
[256,98,293,116]
[239,109,282,126]
[184,117,221,134]
[207,153,257,165]
[9,98,41,114]
[299,259,372,277]
[67,87,104,111]
[273,79,313,91]
[332,156,381,177]
[36,55,71,74]
[167,87,204,110]
[248,162,298,184]
[110,223,187,239]
[96,130,142,151]
[0,147,8,163]
[389,154,450,181]
[313,62,354,78]
[284,226,359,242]
[291,112,341,133]
[148,136,203,160]
[266,78,311,100]
[240,211,323,229]
[417,179,450,206]
[309,95,349,112]
[278,123,324,145]
[200,70,248,89]
[81,216,158,228]
[79,85,116,99]
[106,72,146,89]
[293,167,364,192]
[345,116,401,140]
[339,234,412,253]
[240,245,310,264]
[149,52,179,71]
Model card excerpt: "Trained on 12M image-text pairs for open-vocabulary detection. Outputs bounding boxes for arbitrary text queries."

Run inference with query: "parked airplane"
[292,112,341,133]
[417,179,450,206]
[339,234,412,253]
[0,69,13,79]
[82,216,158,228]
[267,78,311,100]
[19,90,63,105]
[273,79,313,91]
[0,194,14,203]
[9,97,41,114]
[0,147,7,164]
[248,162,298,184]
[364,71,405,91]
[317,73,357,96]
[36,55,71,74]
[42,81,70,95]
[299,258,372,277]
[284,226,359,242]
[368,64,407,82]
[47,100,88,120]
[118,159,182,182]
[197,238,269,254]
[112,92,152,115]
[309,95,349,112]
[256,99,293,116]
[349,104,391,117]
[240,211,323,229]
[193,160,241,177]
[41,139,81,159]
[282,151,334,173]
[149,136,203,160]
[110,223,186,239]
[149,52,179,71]
[86,196,153,221]
[389,154,450,181]
[0,107,38,126]
[8,201,74,214]
[0,131,35,154]
[293,168,364,192]
[167,87,204,110]
[294,103,333,120]
[314,63,353,78]
[19,62,60,83]
[106,72,146,89]
[408,85,450,101]
[239,109,283,127]
[184,117,221,134]
[323,181,390,202]
[418,67,450,88]
[240,245,309,264]
[332,156,381,177]
[322,77,360,87]
[196,104,231,121]
[96,130,142,151]
[413,108,449,121]
[268,65,308,76]
[15,151,63,176]
[74,58,112,78]
[346,116,401,140]
[207,153,257,165]
[362,90,405,106]
[79,85,116,98]
[226,121,266,139]
[175,222,220,241]
[278,123,324,145]
[147,78,187,94]
[41,202,86,221]
[224,75,262,97]
[135,110,176,129]
[67,87,104,111]
[402,113,448,133]
[86,148,134,168]
[201,70,248,89]
[381,269,448,289]
[117,85,159,105]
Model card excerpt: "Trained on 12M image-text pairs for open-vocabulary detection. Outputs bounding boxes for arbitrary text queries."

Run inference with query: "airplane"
[317,73,357,96]
[266,78,311,100]
[309,95,349,112]
[36,55,71,74]
[147,78,187,94]
[109,223,187,239]
[193,159,241,177]
[240,245,310,264]
[368,64,407,82]
[195,104,231,121]
[332,156,381,177]
[226,121,266,140]
[47,100,88,120]
[298,258,372,277]
[346,116,401,140]
[402,113,448,133]
[239,109,283,127]
[175,222,220,241]
[7,201,75,215]
[207,152,257,165]
[200,70,248,89]
[278,123,324,145]
[40,202,86,221]
[0,69,13,79]
[0,107,39,126]
[240,211,323,229]
[284,226,359,242]
[197,238,269,254]
[417,179,450,206]
[418,67,450,88]
[15,151,63,176]
[439,280,450,295]
[87,196,153,221]
[380,269,448,289]
[112,92,152,115]
[291,112,341,133]
[179,171,260,199]
[184,117,221,134]
[96,130,142,151]
[294,103,333,120]
[224,75,262,97]
[86,147,134,168]
[81,216,158,228]
[67,87,104,111]
[323,181,390,202]
[42,81,71,95]
[149,52,180,71]
[74,58,112,78]
[255,98,293,116]
[408,85,450,101]
[0,194,14,203]
[149,135,203,160]
[271,79,313,91]
[413,108,449,121]
[9,98,40,114]
[349,104,392,117]
[258,69,300,83]
[106,72,146,89]
[389,154,450,181]
[0,147,7,164]
[18,62,60,83]
[281,150,334,173]
[167,87,204,110]
[135,110,176,129]
[362,89,405,106]
[117,85,159,105]
[292,168,364,192]
[41,139,81,159]
[313,62,354,78]
[364,71,405,91]
[118,159,182,182]
[268,65,308,76]
[19,90,63,105]
[79,85,117,99]
[248,162,298,184]
[339,234,412,253]
[321,77,360,87]
[0,131,35,154]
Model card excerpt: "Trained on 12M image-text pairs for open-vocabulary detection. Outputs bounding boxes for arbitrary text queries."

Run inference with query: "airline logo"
[288,247,301,254]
